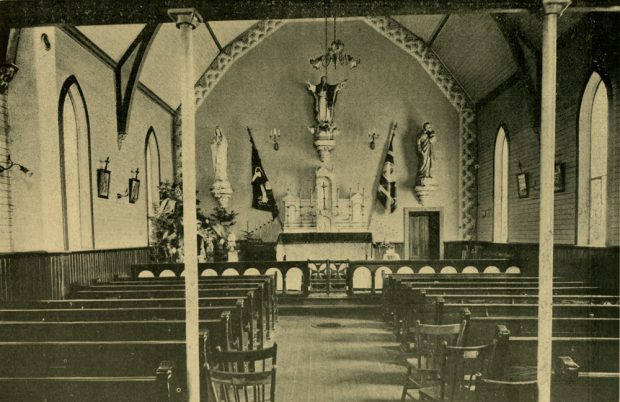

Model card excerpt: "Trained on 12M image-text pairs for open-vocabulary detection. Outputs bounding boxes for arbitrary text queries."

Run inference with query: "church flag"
[377,124,397,213]
[248,127,279,219]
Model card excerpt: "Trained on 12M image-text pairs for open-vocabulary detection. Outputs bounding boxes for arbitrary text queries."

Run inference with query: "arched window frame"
[145,127,161,244]
[577,70,610,247]
[58,75,94,251]
[493,124,509,243]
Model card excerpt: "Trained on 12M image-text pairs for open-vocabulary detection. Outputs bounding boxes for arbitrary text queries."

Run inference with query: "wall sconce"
[368,130,380,150]
[117,168,140,203]
[269,128,281,151]
[96,157,111,199]
[0,155,33,176]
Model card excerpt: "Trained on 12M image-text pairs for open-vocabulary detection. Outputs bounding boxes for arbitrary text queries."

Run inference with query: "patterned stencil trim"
[194,20,285,108]
[364,16,477,240]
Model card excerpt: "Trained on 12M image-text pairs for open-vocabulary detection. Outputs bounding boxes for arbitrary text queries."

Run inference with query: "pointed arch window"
[59,76,94,250]
[578,71,609,246]
[145,128,161,243]
[493,126,509,243]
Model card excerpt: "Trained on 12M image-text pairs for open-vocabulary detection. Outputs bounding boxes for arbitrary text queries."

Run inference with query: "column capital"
[542,0,571,15]
[168,8,203,29]
[0,63,18,94]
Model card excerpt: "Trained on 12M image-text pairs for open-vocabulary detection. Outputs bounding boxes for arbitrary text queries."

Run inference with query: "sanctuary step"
[278,294,381,317]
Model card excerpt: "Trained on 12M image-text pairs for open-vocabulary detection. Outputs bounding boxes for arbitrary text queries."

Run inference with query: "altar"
[276,164,373,261]
[276,232,372,261]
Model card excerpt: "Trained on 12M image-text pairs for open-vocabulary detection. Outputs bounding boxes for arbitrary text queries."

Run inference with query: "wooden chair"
[418,342,496,402]
[206,344,277,402]
[401,320,466,401]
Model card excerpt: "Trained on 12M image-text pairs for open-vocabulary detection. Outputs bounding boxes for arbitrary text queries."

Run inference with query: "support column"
[168,8,202,402]
[537,2,570,402]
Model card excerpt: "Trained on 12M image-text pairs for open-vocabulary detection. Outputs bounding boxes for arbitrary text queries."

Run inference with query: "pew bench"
[0,315,233,351]
[0,303,252,350]
[0,342,187,402]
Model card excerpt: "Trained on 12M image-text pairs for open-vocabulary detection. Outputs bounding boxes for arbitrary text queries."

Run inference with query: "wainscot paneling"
[0,247,151,305]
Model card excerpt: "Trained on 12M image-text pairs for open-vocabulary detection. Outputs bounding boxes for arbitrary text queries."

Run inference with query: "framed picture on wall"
[554,163,565,193]
[128,178,140,204]
[516,172,529,198]
[96,168,111,199]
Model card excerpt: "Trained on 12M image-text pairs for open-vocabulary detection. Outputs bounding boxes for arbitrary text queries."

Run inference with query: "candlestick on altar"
[336,188,339,207]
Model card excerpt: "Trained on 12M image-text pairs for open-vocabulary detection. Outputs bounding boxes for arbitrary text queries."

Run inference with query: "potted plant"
[149,182,237,263]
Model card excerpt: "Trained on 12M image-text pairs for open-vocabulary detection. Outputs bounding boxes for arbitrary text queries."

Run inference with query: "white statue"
[211,126,228,182]
[226,232,239,262]
[306,76,347,128]
[210,126,233,208]
[226,232,237,252]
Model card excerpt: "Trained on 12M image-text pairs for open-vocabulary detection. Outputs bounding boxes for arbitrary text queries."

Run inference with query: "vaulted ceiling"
[74,12,586,108]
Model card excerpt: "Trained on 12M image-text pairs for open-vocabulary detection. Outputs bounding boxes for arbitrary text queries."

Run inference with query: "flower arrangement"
[149,181,237,262]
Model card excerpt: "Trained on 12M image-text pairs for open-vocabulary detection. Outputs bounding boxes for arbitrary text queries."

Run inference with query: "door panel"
[408,212,440,259]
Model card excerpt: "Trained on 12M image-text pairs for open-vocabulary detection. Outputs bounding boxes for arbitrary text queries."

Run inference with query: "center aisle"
[272,315,404,402]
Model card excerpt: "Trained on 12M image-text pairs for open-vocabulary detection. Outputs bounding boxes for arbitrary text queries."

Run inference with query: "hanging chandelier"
[310,16,360,70]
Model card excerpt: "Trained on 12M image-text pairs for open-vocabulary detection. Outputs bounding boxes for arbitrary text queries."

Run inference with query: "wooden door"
[408,212,440,259]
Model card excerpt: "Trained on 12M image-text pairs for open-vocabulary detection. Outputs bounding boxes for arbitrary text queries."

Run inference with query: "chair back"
[414,320,467,371]
[206,344,277,402]
[439,343,496,401]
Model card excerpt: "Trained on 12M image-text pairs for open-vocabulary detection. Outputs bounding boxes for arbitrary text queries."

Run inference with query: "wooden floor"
[272,314,405,402]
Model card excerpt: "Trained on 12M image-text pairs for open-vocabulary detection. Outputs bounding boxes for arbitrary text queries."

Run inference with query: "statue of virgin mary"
[210,126,233,207]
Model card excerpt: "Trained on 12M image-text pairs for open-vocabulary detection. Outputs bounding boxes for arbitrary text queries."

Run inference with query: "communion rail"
[130,259,517,295]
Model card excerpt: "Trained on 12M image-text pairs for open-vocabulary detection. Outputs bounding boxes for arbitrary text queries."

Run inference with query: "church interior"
[0,0,618,401]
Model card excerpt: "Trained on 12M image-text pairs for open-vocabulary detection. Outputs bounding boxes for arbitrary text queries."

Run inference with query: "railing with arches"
[131,258,517,295]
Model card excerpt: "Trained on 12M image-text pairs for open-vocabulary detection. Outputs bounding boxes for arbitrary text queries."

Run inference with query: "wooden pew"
[71,287,270,340]
[441,302,620,318]
[0,303,251,350]
[0,315,232,347]
[405,285,599,295]
[0,341,187,402]
[465,315,619,340]
[90,278,277,332]
[489,326,620,401]
[109,275,277,325]
[37,293,266,347]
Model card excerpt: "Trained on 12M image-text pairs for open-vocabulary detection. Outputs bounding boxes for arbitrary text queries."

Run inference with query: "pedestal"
[227,250,239,262]
[210,180,233,208]
[312,126,336,164]
[414,177,438,205]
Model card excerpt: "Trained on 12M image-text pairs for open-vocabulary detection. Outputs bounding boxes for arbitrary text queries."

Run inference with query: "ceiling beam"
[491,14,540,129]
[205,22,223,52]
[428,14,450,47]
[0,0,618,28]
[115,22,160,148]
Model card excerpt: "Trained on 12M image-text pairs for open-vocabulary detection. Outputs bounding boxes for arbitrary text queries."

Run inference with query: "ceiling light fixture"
[310,15,360,71]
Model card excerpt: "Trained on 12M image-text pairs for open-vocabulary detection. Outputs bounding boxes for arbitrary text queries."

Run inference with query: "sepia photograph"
[0,0,618,401]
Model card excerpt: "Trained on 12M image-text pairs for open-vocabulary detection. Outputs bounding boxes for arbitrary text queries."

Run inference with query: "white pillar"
[168,8,203,402]
[537,2,570,401]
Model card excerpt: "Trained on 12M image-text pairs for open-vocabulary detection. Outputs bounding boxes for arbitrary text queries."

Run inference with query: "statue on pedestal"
[306,76,346,164]
[210,126,233,208]
[306,76,347,129]
[414,122,438,205]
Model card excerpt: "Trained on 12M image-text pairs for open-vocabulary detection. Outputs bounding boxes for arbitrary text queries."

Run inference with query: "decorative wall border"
[194,20,285,108]
[363,16,477,240]
[173,19,285,180]
[185,17,477,239]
